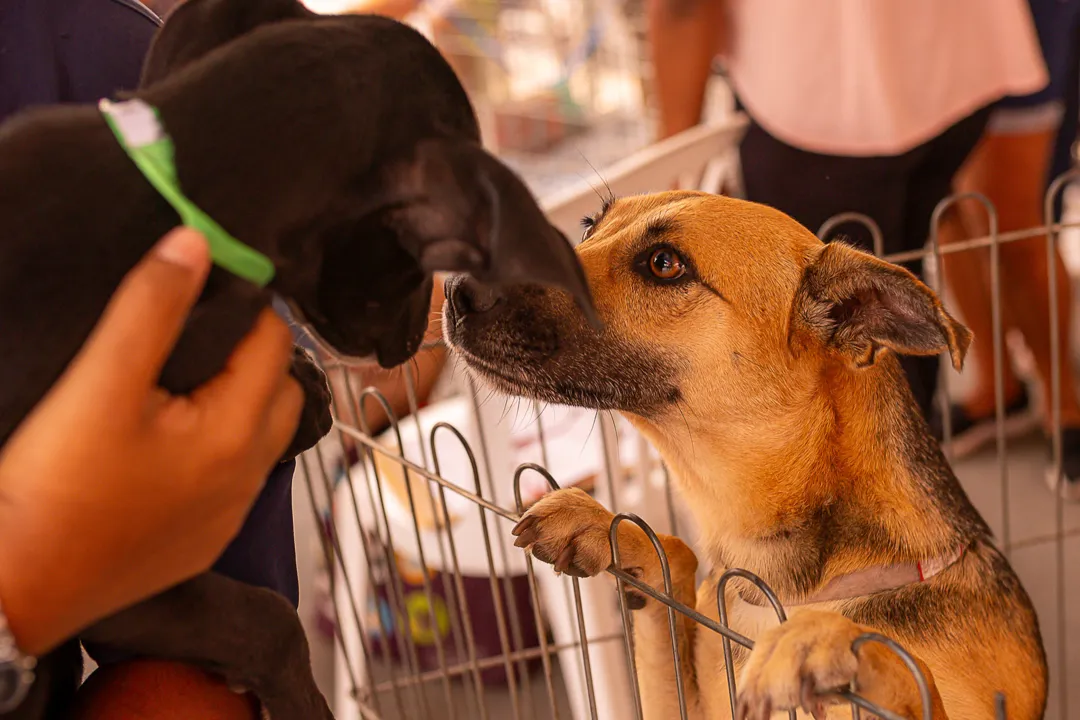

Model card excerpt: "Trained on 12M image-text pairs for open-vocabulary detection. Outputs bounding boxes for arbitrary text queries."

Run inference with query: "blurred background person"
[937,7,1080,500]
[647,0,1047,421]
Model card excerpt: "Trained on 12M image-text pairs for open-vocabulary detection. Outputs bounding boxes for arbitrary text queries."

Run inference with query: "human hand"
[0,228,304,655]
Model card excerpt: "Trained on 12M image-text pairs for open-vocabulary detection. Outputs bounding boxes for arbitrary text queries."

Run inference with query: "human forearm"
[647,0,725,139]
[0,509,174,656]
[0,515,105,655]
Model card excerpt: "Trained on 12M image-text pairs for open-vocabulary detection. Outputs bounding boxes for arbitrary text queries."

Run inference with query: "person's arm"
[0,229,302,655]
[647,0,726,139]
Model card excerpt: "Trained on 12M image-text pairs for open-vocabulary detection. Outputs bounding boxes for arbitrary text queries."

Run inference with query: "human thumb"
[73,228,212,395]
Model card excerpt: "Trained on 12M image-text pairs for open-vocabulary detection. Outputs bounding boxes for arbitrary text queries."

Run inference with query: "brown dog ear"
[793,242,971,370]
[381,138,600,326]
[139,0,315,87]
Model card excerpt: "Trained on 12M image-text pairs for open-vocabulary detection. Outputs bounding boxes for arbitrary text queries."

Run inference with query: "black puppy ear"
[793,242,972,370]
[383,138,599,325]
[139,0,315,87]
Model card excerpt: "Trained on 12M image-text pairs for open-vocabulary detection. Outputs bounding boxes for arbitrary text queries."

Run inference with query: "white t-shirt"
[725,0,1049,156]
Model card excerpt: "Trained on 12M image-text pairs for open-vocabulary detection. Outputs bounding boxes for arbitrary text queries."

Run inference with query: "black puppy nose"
[447,275,503,316]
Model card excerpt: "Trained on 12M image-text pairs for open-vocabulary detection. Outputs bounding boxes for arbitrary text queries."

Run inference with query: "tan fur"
[455,192,1046,719]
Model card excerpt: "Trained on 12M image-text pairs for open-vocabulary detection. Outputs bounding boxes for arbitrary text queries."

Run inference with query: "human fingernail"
[153,227,210,271]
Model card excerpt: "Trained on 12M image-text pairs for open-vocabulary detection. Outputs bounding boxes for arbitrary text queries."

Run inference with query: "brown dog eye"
[649,248,686,280]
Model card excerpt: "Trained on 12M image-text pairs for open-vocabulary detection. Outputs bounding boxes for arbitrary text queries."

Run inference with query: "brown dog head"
[444,192,969,441]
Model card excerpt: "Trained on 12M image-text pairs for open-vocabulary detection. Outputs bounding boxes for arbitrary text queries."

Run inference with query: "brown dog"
[443,191,1047,719]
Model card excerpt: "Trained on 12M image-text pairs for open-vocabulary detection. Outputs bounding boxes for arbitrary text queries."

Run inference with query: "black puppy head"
[135,0,595,369]
[290,137,598,368]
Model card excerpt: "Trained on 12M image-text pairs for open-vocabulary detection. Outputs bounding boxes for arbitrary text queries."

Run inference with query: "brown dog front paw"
[736,610,863,720]
[511,487,617,578]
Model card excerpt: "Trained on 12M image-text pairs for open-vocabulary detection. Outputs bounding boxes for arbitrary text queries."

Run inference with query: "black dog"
[0,0,594,716]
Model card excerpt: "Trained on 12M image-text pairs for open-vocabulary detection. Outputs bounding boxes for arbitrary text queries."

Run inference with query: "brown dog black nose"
[446,275,503,316]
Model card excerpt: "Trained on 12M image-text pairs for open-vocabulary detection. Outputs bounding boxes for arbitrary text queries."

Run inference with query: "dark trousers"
[738,107,992,418]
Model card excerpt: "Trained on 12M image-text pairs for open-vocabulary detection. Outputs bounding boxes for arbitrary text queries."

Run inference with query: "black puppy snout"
[447,275,503,316]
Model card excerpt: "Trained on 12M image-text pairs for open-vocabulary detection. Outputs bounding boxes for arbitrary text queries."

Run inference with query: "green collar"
[99,98,275,287]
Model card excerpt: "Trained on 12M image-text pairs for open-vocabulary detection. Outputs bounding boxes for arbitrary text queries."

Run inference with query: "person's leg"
[942,0,1080,495]
[738,119,941,414]
[938,134,1031,422]
[948,0,1080,428]
[953,126,1080,422]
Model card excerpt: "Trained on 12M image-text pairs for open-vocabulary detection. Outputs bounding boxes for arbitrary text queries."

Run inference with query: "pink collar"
[743,546,967,607]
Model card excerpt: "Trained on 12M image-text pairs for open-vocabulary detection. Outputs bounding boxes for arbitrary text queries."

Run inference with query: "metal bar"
[1044,169,1078,720]
[599,439,646,720]
[987,196,1010,555]
[598,411,622,514]
[518,463,600,720]
[927,198,957,461]
[661,462,680,537]
[412,424,474,717]
[372,634,623,693]
[334,421,518,522]
[610,514,688,720]
[850,633,932,720]
[466,374,533,720]
[570,574,600,720]
[716,568,791,720]
[366,391,457,717]
[464,413,524,720]
[298,450,379,716]
[1009,525,1080,551]
[613,560,645,720]
[354,387,434,717]
[817,212,885,259]
[402,356,432,471]
[430,422,496,720]
[929,193,1010,551]
[514,461,565,720]
[882,217,1080,263]
[326,372,406,716]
